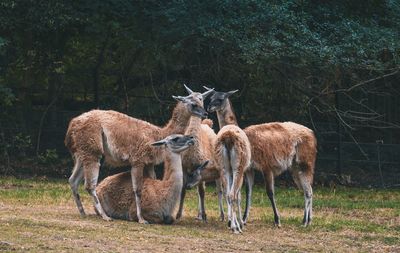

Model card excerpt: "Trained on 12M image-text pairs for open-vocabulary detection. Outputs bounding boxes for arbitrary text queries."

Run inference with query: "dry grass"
[0,176,399,252]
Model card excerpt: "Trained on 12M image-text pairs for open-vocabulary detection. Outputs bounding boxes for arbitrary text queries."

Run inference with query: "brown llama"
[206,87,317,227]
[64,88,211,223]
[175,85,224,222]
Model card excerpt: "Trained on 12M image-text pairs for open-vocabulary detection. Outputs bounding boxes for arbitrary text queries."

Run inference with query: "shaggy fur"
[96,135,193,224]
[65,95,203,223]
[177,115,224,221]
[214,125,252,233]
[244,121,317,226]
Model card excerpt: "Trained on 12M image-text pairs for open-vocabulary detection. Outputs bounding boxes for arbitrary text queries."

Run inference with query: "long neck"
[162,151,183,190]
[216,99,238,127]
[161,102,191,137]
[185,116,202,135]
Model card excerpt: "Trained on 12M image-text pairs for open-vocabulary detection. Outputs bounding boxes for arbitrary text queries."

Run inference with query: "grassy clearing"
[0,176,399,252]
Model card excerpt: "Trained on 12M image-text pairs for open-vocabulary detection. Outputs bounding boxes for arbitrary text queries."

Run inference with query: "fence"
[1,105,399,188]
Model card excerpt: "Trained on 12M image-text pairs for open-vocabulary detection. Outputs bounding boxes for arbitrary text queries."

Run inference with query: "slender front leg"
[196,181,207,222]
[176,170,188,220]
[264,170,280,227]
[144,164,156,179]
[131,165,148,224]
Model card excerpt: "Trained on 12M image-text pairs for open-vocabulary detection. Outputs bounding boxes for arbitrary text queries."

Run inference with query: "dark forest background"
[1,0,399,187]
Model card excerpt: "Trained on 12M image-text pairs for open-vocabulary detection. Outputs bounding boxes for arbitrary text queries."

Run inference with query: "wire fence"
[1,106,399,188]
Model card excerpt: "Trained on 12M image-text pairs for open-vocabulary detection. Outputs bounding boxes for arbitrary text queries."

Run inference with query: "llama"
[206,87,317,227]
[175,85,224,222]
[202,88,252,233]
[213,125,252,233]
[64,88,211,223]
[96,134,209,224]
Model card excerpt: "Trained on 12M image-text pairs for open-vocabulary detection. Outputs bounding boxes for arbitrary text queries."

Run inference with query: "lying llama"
[96,134,208,224]
[207,88,317,227]
[64,90,209,223]
[175,85,224,222]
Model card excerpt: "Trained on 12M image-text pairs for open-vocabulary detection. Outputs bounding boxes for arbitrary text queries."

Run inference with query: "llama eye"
[172,137,180,142]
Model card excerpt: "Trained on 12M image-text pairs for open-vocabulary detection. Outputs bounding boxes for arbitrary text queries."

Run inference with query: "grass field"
[0,176,399,252]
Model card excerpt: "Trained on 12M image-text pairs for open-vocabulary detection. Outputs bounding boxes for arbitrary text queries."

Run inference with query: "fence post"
[376,140,385,188]
[335,84,342,176]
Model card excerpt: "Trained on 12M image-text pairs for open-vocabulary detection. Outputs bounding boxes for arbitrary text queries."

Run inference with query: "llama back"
[96,172,133,220]
[214,125,251,172]
[245,122,316,178]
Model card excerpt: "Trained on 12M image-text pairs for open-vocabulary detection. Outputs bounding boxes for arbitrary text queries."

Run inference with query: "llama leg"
[229,190,242,234]
[243,168,254,224]
[216,179,225,221]
[196,181,207,222]
[264,170,280,227]
[69,157,85,216]
[84,160,112,221]
[292,167,313,226]
[237,189,244,229]
[144,164,156,179]
[131,165,148,224]
[176,170,187,220]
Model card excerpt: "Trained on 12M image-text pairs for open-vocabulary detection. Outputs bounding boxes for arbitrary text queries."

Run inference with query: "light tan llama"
[207,88,317,227]
[204,88,252,233]
[64,90,210,223]
[96,134,208,224]
[174,85,224,222]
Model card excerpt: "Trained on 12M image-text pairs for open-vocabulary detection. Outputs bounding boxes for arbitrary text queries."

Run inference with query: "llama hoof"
[274,222,281,228]
[219,215,225,222]
[102,216,113,222]
[139,219,149,224]
[227,220,231,227]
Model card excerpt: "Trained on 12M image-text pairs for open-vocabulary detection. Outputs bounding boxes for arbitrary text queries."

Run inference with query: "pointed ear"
[151,139,166,146]
[227,90,238,97]
[201,88,214,99]
[196,160,209,172]
[183,84,193,94]
[203,86,214,91]
[172,95,185,102]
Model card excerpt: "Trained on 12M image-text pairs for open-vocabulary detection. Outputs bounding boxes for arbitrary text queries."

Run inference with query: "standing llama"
[202,87,252,233]
[65,88,211,223]
[175,85,224,222]
[206,87,317,227]
[96,134,208,224]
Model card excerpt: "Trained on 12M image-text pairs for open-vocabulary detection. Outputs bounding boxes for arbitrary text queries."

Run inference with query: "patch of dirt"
[0,201,399,253]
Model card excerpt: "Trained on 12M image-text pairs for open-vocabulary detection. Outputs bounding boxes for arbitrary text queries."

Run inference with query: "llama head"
[172,95,208,119]
[203,86,238,113]
[185,160,209,189]
[151,134,195,153]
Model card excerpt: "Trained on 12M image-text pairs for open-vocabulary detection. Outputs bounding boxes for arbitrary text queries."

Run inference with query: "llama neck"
[161,102,191,137]
[185,116,202,135]
[216,100,238,127]
[163,151,184,192]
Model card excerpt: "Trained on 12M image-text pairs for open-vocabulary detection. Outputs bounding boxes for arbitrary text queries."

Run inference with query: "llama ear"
[183,84,194,94]
[201,88,214,99]
[227,90,238,97]
[151,140,166,146]
[197,160,209,172]
[172,95,185,102]
[203,86,214,91]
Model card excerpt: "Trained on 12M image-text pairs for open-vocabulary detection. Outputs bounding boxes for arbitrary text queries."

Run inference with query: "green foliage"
[0,0,399,177]
[0,83,15,107]
[37,149,59,165]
